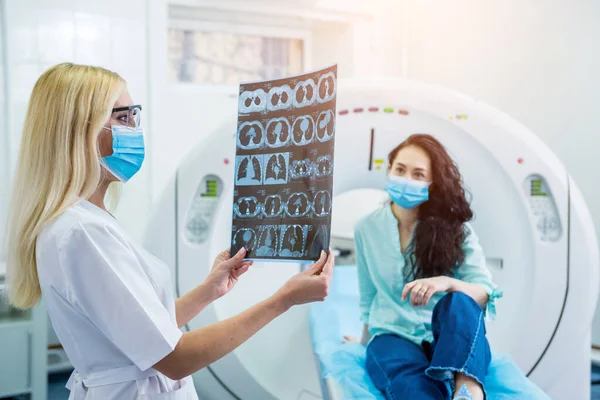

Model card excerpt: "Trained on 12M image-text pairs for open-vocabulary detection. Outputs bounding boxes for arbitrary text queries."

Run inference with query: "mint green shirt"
[355,204,502,346]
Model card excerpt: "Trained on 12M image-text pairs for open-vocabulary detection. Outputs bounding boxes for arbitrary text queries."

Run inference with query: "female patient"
[345,134,501,400]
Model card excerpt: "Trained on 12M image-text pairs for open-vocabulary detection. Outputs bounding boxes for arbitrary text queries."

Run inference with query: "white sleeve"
[58,221,182,371]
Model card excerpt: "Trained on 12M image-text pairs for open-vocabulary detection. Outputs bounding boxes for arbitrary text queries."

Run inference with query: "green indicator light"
[383,107,394,113]
[202,180,219,197]
[531,179,547,196]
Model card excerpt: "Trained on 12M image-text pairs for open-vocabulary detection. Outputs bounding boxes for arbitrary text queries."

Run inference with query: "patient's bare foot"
[454,373,484,400]
[342,335,360,344]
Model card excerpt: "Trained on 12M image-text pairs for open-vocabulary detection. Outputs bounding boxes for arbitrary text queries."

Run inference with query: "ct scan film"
[230,64,337,262]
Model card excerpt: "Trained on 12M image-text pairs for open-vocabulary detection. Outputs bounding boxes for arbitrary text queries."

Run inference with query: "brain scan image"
[237,121,265,150]
[286,192,311,217]
[293,79,317,108]
[265,118,291,148]
[256,226,279,257]
[234,196,261,218]
[290,159,312,179]
[313,190,332,217]
[233,228,257,253]
[279,225,307,258]
[292,116,315,146]
[267,85,293,111]
[315,155,333,177]
[264,153,289,185]
[316,110,335,143]
[239,89,267,113]
[233,65,337,262]
[236,155,263,186]
[263,195,284,218]
[317,72,336,103]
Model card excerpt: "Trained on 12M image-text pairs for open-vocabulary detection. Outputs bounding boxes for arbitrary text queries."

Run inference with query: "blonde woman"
[5,63,334,400]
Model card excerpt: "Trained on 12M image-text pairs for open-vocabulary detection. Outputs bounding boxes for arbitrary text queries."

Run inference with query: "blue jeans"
[366,292,491,400]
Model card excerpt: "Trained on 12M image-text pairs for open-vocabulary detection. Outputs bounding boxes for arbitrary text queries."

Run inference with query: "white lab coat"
[36,200,198,399]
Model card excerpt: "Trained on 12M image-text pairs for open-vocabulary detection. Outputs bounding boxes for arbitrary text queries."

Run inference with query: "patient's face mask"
[100,105,144,183]
[385,175,430,209]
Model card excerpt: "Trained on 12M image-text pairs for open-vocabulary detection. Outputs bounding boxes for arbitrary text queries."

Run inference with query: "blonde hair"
[5,63,125,308]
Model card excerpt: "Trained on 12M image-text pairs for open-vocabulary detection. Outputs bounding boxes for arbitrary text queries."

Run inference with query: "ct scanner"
[145,78,599,400]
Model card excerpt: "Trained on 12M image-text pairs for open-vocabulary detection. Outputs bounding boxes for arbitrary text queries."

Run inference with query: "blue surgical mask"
[385,175,430,209]
[101,125,145,182]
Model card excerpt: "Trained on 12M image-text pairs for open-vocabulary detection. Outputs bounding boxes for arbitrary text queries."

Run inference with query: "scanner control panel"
[525,174,562,242]
[184,175,223,244]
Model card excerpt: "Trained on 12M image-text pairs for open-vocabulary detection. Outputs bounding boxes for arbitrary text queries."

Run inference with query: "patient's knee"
[434,292,480,319]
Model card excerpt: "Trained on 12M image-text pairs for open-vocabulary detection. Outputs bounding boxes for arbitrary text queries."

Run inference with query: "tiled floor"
[45,370,600,400]
[3,367,600,399]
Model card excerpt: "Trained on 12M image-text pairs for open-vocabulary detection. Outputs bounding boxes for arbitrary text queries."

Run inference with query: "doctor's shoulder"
[35,203,112,290]
[37,202,127,267]
[39,201,105,239]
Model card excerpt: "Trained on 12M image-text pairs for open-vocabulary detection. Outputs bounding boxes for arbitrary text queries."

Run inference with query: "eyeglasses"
[111,105,142,127]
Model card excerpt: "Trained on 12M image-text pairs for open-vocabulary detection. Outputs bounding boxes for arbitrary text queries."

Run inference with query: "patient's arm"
[447,279,489,307]
[402,276,489,308]
[360,324,371,346]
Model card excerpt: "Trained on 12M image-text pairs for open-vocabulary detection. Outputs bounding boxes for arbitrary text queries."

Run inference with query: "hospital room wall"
[145,0,404,222]
[1,1,598,267]
[0,0,401,248]
[0,0,152,243]
[402,0,600,236]
[399,0,600,336]
[4,1,599,272]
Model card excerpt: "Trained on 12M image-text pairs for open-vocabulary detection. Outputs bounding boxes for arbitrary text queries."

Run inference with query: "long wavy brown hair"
[388,134,473,280]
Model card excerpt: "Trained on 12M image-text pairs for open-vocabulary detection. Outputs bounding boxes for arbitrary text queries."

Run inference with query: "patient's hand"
[402,276,453,306]
[342,335,361,344]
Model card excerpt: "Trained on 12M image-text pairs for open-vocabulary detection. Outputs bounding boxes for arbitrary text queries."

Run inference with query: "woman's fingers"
[410,283,423,305]
[416,285,429,306]
[234,261,253,270]
[321,250,335,281]
[220,248,231,260]
[212,249,230,266]
[411,286,421,305]
[235,264,251,278]
[231,247,246,262]
[235,261,252,271]
[235,247,246,257]
[402,281,418,301]
[404,279,442,306]
[422,288,434,306]
[304,251,327,275]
